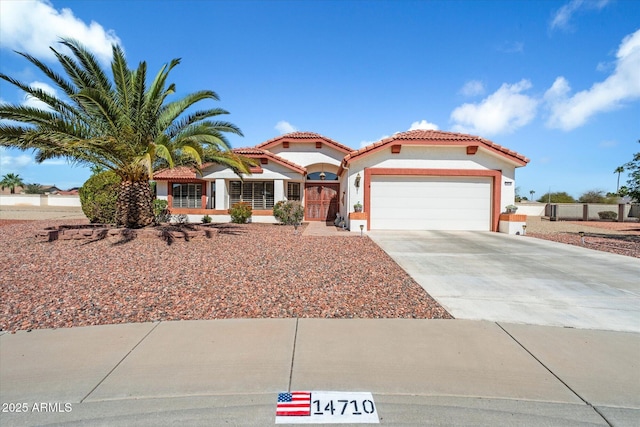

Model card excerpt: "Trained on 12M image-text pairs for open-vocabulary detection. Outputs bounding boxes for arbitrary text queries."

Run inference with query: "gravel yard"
[0,220,452,332]
[525,217,640,258]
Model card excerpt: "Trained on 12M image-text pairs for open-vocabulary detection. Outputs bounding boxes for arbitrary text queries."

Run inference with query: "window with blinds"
[229,181,274,209]
[287,182,301,201]
[172,183,202,208]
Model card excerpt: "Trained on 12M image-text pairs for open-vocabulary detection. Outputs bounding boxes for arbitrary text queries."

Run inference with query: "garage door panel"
[370,176,491,231]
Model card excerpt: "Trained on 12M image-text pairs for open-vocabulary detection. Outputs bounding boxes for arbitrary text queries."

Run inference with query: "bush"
[273,200,304,225]
[229,202,252,224]
[153,199,171,224]
[79,171,121,224]
[537,192,576,203]
[597,211,618,220]
[201,214,212,224]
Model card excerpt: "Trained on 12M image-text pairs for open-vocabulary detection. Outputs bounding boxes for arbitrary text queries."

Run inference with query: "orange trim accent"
[363,168,502,232]
[169,208,274,216]
[316,141,322,149]
[391,144,401,154]
[349,212,368,220]
[283,141,289,148]
[467,145,479,155]
[249,166,264,173]
[499,214,527,222]
[260,158,268,164]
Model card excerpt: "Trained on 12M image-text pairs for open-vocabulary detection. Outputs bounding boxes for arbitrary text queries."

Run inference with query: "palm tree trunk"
[115,180,154,228]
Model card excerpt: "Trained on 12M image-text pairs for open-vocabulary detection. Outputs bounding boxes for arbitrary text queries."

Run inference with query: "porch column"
[215,178,226,209]
[274,179,284,202]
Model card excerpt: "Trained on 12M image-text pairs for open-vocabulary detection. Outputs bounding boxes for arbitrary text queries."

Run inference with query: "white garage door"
[370,176,492,230]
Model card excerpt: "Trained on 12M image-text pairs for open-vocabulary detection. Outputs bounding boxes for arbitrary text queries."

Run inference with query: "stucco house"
[153,130,529,232]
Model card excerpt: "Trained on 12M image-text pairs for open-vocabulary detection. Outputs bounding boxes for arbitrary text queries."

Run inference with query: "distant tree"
[578,189,617,204]
[23,183,45,194]
[514,186,522,202]
[623,140,639,202]
[537,192,576,203]
[529,190,535,200]
[614,166,625,193]
[0,173,25,194]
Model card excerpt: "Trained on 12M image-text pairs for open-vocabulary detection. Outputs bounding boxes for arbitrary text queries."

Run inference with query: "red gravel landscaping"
[0,221,452,332]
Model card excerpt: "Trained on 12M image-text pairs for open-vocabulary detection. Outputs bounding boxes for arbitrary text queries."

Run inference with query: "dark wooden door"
[305,183,339,221]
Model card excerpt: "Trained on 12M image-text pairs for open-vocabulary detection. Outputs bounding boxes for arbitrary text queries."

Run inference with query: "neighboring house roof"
[232,148,307,174]
[343,129,530,166]
[256,131,354,154]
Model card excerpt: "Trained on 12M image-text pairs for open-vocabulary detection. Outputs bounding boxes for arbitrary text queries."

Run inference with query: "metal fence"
[545,203,638,221]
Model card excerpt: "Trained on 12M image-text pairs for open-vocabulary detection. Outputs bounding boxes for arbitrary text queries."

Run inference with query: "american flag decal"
[276,391,312,416]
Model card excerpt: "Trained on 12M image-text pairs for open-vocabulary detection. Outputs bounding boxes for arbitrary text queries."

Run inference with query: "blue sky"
[1,0,639,199]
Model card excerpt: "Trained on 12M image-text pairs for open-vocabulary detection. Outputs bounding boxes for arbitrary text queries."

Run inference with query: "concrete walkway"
[1,319,638,426]
[302,220,357,236]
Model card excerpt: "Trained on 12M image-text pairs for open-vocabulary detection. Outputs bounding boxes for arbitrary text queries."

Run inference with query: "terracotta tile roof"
[343,129,529,165]
[153,164,212,180]
[256,131,354,154]
[233,148,306,174]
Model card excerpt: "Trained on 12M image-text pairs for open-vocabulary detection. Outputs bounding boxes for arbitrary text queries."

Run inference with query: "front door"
[305,183,339,221]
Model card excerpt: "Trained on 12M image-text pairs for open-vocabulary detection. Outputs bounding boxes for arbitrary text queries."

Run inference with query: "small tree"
[578,189,618,204]
[0,173,24,194]
[79,171,121,224]
[623,140,639,202]
[537,192,576,203]
[23,183,46,194]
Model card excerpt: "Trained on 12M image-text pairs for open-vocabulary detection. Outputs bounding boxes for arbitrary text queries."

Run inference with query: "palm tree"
[529,190,535,200]
[0,173,25,194]
[614,166,625,193]
[0,39,251,228]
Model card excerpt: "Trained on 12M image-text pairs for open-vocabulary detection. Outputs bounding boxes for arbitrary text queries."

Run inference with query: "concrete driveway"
[368,231,640,332]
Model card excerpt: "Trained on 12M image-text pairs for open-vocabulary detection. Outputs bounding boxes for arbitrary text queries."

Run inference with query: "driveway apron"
[368,230,640,332]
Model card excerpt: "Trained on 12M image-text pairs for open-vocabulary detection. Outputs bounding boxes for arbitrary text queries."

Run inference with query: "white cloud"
[450,79,538,136]
[599,140,617,148]
[275,120,297,134]
[22,81,57,111]
[544,29,640,131]
[550,0,611,31]
[0,147,33,170]
[408,120,439,131]
[359,135,389,148]
[459,80,485,97]
[0,0,120,64]
[497,41,524,54]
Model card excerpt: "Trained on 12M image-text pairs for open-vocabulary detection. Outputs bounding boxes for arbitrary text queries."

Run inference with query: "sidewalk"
[1,319,638,426]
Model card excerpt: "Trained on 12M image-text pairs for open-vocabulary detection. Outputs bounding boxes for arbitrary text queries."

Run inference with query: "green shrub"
[597,211,617,220]
[153,199,171,224]
[201,214,212,224]
[229,202,252,224]
[79,171,121,224]
[273,200,304,225]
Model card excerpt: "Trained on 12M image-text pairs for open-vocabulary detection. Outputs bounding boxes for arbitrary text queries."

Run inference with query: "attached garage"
[370,175,492,231]
[342,130,528,232]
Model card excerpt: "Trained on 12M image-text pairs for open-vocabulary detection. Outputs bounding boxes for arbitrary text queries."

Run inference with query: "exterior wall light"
[579,231,585,245]
[354,173,361,188]
[522,224,526,235]
[319,171,326,180]
[360,224,364,237]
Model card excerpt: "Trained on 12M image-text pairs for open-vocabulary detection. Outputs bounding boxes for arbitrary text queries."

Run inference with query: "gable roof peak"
[256,131,354,153]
